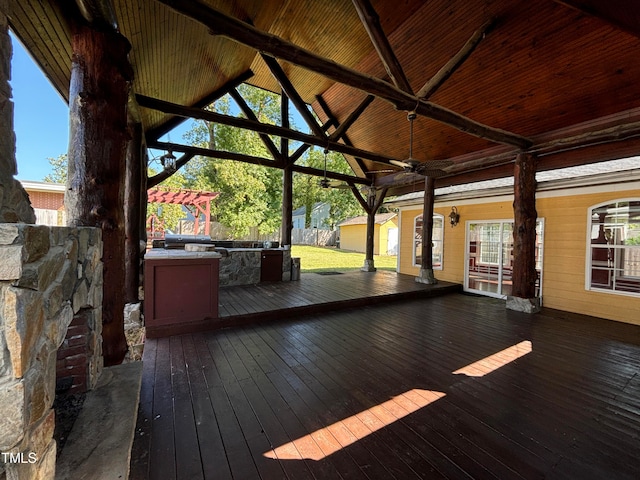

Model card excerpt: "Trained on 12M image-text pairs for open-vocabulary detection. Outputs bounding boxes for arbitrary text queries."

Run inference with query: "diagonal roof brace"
[157,0,532,150]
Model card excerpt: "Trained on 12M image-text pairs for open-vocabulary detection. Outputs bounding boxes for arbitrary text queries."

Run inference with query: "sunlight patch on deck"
[264,340,532,461]
[263,389,445,461]
[453,340,532,377]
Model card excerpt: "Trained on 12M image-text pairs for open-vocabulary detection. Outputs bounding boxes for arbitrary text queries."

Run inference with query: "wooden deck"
[130,286,640,479]
[145,271,460,337]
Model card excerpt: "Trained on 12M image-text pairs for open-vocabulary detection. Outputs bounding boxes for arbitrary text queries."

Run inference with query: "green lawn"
[290,245,397,273]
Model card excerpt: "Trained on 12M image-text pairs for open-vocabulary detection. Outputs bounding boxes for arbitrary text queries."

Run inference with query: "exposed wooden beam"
[157,0,532,149]
[315,94,370,175]
[327,94,375,141]
[136,94,397,166]
[260,54,326,138]
[149,140,370,185]
[146,69,253,142]
[351,0,413,94]
[228,87,283,163]
[417,18,496,100]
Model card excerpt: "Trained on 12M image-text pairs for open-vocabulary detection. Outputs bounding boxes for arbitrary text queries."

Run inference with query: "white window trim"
[585,198,640,298]
[412,213,444,270]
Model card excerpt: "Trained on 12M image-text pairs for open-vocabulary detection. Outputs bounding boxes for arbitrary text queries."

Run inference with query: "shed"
[338,212,397,255]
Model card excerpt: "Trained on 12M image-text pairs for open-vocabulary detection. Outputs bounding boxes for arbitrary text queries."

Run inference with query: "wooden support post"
[281,93,293,247]
[124,110,143,304]
[362,207,377,272]
[360,188,388,272]
[416,176,437,284]
[508,152,540,313]
[66,19,132,365]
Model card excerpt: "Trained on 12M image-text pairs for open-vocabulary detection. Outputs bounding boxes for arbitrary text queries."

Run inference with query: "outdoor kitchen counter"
[144,249,222,337]
[215,247,291,286]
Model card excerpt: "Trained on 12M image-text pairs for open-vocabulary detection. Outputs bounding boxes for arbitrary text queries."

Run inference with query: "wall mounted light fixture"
[449,206,460,227]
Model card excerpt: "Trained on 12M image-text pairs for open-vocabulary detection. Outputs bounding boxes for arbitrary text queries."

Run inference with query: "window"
[414,214,444,269]
[466,220,544,299]
[479,223,501,265]
[587,200,640,295]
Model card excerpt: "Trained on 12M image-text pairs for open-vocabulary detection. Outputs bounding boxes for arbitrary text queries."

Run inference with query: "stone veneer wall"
[218,249,291,286]
[0,224,103,480]
[0,1,35,226]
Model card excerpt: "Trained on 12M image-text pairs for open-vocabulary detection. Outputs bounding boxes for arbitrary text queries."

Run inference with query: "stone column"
[0,0,35,224]
[0,224,103,480]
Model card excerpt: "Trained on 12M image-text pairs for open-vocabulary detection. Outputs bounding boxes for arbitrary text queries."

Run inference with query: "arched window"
[413,214,444,269]
[587,199,640,296]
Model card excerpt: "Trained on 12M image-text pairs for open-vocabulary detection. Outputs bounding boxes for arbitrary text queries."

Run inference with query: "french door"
[465,220,544,299]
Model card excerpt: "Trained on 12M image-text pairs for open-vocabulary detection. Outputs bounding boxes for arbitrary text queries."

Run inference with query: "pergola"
[147,188,219,236]
[7,0,640,364]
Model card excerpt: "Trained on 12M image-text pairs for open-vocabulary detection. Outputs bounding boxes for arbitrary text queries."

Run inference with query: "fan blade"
[416,159,454,170]
[366,168,397,174]
[376,171,425,187]
[414,168,448,178]
[389,159,410,168]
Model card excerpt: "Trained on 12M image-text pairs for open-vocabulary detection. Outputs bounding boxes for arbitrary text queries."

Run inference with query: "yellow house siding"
[340,219,397,255]
[537,190,640,326]
[339,224,367,253]
[397,186,640,325]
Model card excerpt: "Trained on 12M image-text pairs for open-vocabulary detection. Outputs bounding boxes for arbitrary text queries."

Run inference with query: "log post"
[281,93,293,247]
[66,18,132,365]
[360,187,388,272]
[362,206,377,272]
[416,176,437,284]
[507,152,540,313]
[125,110,143,304]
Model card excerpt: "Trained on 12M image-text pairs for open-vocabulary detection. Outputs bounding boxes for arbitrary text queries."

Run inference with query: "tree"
[180,87,284,238]
[293,147,362,229]
[43,153,68,183]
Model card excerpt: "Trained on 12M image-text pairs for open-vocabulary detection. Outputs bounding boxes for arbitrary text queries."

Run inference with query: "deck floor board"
[131,275,640,479]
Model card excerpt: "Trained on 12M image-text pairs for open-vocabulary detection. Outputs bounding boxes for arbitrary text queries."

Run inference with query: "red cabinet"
[144,251,221,335]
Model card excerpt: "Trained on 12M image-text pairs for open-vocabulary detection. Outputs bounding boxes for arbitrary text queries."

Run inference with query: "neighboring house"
[386,158,640,326]
[338,212,398,255]
[20,180,66,226]
[292,202,331,229]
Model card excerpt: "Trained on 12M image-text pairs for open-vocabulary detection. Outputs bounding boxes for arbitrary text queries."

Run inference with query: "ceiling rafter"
[417,18,497,100]
[157,0,532,150]
[228,87,283,164]
[315,94,373,176]
[351,0,413,94]
[136,94,397,166]
[327,94,375,142]
[146,69,254,142]
[149,140,369,186]
[260,53,326,139]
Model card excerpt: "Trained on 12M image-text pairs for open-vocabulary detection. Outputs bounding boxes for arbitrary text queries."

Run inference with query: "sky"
[11,33,69,181]
[10,32,195,182]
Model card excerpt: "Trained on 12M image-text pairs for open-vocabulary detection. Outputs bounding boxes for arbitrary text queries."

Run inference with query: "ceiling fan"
[318,148,351,189]
[388,111,452,178]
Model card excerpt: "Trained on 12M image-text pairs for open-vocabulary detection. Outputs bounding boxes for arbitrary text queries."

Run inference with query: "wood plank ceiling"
[7,0,640,193]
